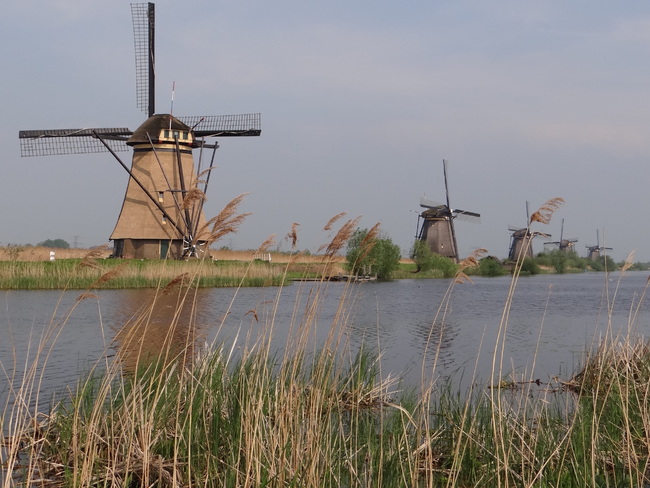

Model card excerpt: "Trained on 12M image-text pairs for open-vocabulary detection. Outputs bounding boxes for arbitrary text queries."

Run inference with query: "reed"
[3,202,650,487]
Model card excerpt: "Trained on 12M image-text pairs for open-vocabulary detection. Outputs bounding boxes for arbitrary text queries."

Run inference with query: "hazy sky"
[2,1,649,261]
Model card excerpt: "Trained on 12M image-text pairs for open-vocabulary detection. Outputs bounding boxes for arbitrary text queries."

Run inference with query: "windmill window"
[162,215,167,225]
[158,192,164,203]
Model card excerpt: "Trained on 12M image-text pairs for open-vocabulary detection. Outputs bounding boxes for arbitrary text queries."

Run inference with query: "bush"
[519,257,540,275]
[588,255,618,272]
[346,229,401,280]
[410,240,458,278]
[410,240,435,272]
[478,257,506,277]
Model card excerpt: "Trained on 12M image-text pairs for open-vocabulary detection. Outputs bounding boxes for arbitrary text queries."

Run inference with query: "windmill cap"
[127,114,191,146]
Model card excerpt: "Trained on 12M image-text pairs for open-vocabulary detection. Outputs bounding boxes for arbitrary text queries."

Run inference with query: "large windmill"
[586,230,612,260]
[544,218,578,253]
[415,160,480,262]
[507,202,550,261]
[19,3,261,260]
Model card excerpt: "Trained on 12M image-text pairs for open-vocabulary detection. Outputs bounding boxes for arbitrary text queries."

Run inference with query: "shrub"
[519,257,540,275]
[478,256,506,277]
[410,239,434,272]
[346,229,401,280]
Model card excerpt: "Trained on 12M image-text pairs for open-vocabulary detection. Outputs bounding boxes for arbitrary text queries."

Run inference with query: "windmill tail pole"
[93,131,185,238]
[174,137,194,239]
[191,142,219,241]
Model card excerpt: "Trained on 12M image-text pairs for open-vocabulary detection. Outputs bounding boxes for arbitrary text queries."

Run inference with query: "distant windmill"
[586,230,612,260]
[18,3,261,260]
[507,202,550,261]
[415,159,480,262]
[544,218,578,253]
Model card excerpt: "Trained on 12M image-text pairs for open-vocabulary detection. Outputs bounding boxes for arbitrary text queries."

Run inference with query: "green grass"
[0,258,303,289]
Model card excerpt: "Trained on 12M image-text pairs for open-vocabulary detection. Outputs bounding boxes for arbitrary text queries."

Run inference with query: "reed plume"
[195,166,214,181]
[621,250,635,274]
[529,197,565,225]
[355,222,381,264]
[78,245,110,270]
[181,187,205,210]
[202,193,251,245]
[323,211,347,232]
[162,273,190,294]
[454,248,488,283]
[257,235,276,253]
[76,292,99,302]
[91,263,128,287]
[318,215,361,258]
[285,222,300,251]
[458,247,487,270]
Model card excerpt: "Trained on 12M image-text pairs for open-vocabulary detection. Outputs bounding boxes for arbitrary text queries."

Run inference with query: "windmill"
[544,218,578,253]
[18,3,261,260]
[415,159,480,262]
[507,202,550,261]
[586,230,612,260]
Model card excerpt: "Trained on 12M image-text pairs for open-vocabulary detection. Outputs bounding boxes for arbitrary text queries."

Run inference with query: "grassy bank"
[0,256,349,290]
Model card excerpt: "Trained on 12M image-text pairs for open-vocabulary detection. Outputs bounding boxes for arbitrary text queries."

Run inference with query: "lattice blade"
[453,210,480,223]
[19,128,131,157]
[131,2,155,116]
[179,114,261,137]
[419,196,443,209]
[453,208,480,223]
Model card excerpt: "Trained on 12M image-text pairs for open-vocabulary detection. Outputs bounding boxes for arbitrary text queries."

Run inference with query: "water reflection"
[109,287,214,372]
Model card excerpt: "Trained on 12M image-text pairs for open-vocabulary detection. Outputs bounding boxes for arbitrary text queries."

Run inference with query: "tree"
[38,239,70,249]
[346,229,401,280]
[410,239,435,272]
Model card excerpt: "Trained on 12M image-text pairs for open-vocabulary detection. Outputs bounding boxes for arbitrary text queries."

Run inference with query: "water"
[1,271,649,412]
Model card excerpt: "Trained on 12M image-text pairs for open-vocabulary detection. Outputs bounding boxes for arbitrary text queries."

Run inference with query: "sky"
[1,1,649,262]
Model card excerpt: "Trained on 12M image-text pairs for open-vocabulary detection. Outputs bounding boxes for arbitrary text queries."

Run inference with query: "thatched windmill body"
[19,3,261,260]
[415,160,480,262]
[586,230,612,260]
[544,218,578,253]
[507,202,550,261]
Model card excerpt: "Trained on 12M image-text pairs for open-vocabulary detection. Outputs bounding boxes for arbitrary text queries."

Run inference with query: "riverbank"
[0,246,421,289]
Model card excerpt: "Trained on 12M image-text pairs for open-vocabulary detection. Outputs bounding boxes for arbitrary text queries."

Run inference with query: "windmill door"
[160,240,170,259]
